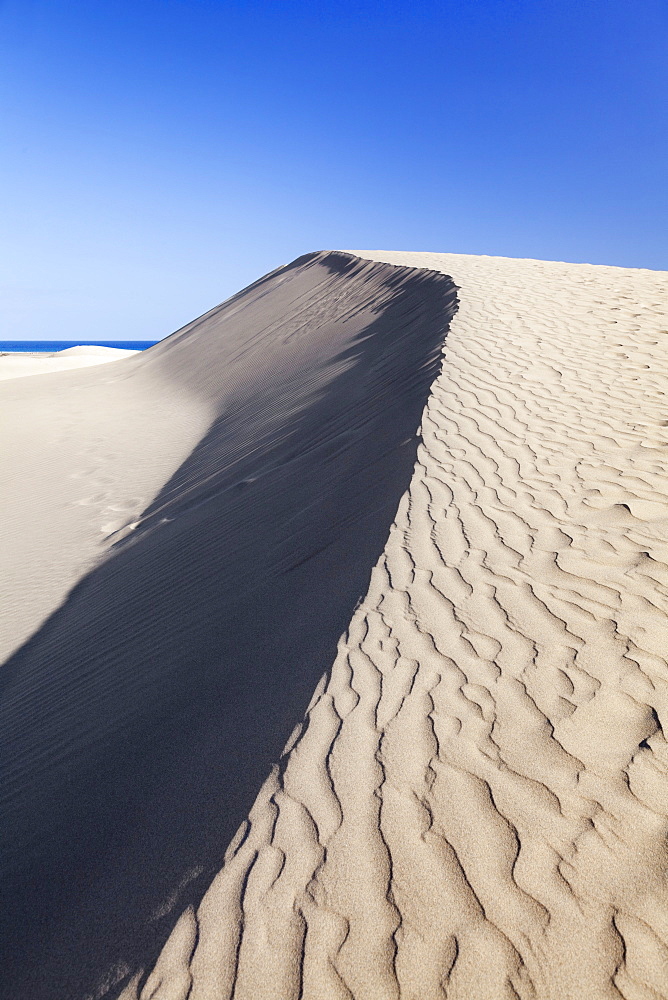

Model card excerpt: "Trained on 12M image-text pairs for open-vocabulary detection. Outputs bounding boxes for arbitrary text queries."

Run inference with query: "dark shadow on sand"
[0,253,457,999]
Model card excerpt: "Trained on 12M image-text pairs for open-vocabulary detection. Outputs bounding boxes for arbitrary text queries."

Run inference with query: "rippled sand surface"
[3,251,668,1000]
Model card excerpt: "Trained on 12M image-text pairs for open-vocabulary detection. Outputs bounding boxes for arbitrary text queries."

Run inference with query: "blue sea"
[0,340,159,352]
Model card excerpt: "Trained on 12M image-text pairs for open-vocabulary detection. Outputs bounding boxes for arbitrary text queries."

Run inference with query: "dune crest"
[124,252,668,1000]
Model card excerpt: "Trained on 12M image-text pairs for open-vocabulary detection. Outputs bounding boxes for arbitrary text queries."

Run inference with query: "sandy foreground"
[1,251,667,999]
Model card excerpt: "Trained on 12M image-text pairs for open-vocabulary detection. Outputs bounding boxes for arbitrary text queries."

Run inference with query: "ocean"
[0,340,159,352]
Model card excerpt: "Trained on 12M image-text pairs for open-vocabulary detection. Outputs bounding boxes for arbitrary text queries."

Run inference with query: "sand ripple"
[130,253,668,1000]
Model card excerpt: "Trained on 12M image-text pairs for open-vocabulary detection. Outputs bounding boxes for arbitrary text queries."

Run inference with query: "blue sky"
[1,0,666,341]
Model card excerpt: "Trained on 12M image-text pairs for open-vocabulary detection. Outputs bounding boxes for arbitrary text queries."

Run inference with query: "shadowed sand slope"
[122,252,668,1000]
[0,252,457,999]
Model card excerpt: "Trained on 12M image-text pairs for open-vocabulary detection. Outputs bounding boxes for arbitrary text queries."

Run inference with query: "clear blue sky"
[2,0,666,341]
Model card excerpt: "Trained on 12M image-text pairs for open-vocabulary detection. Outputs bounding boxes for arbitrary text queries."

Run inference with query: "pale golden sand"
[0,345,139,382]
[2,252,667,999]
[132,253,668,1000]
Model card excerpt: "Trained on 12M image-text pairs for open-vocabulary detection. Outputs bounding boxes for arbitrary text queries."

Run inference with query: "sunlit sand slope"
[129,252,668,1000]
[0,345,139,382]
[0,252,457,1000]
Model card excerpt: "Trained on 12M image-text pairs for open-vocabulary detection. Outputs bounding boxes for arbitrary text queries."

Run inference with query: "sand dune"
[0,344,139,382]
[1,251,667,1000]
[0,252,456,999]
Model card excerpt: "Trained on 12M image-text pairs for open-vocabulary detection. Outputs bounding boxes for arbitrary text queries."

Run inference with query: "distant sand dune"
[2,251,667,999]
[0,344,139,381]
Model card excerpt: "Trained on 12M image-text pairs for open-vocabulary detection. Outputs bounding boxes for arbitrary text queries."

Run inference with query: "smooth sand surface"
[0,347,208,664]
[0,345,139,381]
[1,251,667,999]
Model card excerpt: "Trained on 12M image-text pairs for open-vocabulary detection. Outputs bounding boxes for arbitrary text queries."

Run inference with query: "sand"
[0,344,139,382]
[1,251,667,1000]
